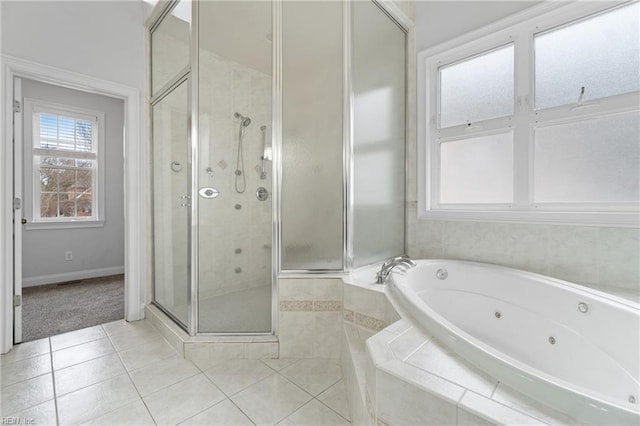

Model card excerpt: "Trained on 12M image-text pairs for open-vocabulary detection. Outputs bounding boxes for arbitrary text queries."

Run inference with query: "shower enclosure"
[149,0,407,336]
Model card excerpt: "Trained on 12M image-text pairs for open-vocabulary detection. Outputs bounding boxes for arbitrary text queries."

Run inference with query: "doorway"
[14,77,125,343]
[1,56,144,354]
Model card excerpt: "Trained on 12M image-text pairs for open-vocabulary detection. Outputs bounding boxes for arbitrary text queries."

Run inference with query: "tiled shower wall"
[406,210,640,299]
[198,49,272,300]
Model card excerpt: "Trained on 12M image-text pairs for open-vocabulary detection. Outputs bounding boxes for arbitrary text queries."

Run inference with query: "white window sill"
[24,220,105,231]
[418,209,639,228]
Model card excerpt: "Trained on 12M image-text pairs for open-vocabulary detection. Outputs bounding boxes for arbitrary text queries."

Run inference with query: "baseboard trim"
[22,266,125,287]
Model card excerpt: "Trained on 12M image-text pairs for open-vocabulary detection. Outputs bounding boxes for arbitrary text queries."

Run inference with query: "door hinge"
[13,100,21,113]
[13,295,21,307]
[13,198,21,210]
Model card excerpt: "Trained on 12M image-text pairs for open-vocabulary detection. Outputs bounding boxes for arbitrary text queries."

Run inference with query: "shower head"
[234,112,251,127]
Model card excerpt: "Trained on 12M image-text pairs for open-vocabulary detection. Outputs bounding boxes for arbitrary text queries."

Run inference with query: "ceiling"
[415,1,542,51]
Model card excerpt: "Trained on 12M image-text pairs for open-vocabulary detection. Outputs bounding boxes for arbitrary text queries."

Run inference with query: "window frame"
[24,99,106,230]
[419,0,640,227]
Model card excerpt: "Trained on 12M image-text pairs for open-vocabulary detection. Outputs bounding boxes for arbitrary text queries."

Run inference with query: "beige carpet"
[22,274,124,342]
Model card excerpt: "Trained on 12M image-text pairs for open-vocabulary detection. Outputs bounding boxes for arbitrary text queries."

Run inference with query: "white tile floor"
[1,320,351,426]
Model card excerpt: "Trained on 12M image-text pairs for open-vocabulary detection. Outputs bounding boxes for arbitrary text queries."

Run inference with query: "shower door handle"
[199,187,220,199]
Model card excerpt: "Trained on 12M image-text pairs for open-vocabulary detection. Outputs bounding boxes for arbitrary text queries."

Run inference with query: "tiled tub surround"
[343,266,402,332]
[339,264,615,426]
[278,278,344,358]
[364,318,581,426]
[0,320,351,425]
[407,213,640,302]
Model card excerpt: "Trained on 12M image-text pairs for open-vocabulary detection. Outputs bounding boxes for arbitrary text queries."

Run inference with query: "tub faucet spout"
[376,256,416,284]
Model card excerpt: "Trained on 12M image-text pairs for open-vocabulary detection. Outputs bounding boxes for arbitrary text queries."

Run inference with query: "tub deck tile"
[459,390,550,425]
[405,339,498,398]
[492,383,581,425]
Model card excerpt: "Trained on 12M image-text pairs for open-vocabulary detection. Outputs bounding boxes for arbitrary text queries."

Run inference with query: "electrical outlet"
[65,251,73,261]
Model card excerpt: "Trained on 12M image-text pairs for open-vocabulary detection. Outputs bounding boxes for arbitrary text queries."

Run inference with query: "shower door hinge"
[13,100,21,113]
[13,197,21,210]
[13,295,21,307]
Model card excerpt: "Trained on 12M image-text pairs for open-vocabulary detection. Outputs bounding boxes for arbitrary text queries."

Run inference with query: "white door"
[13,77,23,344]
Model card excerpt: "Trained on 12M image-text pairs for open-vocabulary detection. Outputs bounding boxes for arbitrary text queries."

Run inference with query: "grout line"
[260,357,301,373]
[401,338,430,362]
[103,323,158,425]
[48,338,60,426]
[175,398,225,425]
[315,395,351,423]
[49,354,126,398]
[1,372,53,392]
[0,343,50,365]
[227,398,258,426]
[457,389,468,408]
[274,396,316,425]
[49,327,109,353]
[491,380,500,398]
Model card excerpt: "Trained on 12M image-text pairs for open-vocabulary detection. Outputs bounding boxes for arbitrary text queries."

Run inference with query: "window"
[421,2,640,226]
[26,100,105,228]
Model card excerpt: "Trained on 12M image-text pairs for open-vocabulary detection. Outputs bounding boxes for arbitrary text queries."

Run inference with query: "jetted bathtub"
[388,259,640,425]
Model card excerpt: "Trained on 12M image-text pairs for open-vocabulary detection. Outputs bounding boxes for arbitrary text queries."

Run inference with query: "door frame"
[1,55,146,353]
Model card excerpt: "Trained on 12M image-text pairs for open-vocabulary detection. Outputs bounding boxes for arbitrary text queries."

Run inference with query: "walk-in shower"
[149,0,407,337]
[151,0,274,334]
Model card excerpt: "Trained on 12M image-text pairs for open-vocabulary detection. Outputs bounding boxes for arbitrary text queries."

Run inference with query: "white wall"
[415,1,539,51]
[1,1,145,285]
[21,79,125,286]
[1,1,145,90]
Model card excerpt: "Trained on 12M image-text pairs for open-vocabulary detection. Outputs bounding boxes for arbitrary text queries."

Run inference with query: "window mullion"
[513,30,533,208]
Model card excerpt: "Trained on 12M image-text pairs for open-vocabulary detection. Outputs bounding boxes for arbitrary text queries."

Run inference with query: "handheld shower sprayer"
[234,112,251,193]
[234,112,251,127]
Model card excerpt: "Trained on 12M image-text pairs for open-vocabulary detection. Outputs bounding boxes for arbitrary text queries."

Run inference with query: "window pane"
[40,193,57,218]
[534,112,640,203]
[440,45,514,128]
[40,114,57,148]
[58,117,75,150]
[78,199,92,216]
[39,168,57,193]
[38,114,95,153]
[41,157,58,166]
[535,3,640,110]
[76,170,92,189]
[440,133,513,203]
[59,194,75,217]
[57,169,75,192]
[75,120,93,152]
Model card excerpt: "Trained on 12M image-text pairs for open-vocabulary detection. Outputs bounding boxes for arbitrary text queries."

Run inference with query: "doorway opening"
[14,77,125,343]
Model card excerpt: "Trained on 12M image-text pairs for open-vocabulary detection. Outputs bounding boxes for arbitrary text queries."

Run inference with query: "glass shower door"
[197,1,273,333]
[152,81,190,327]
